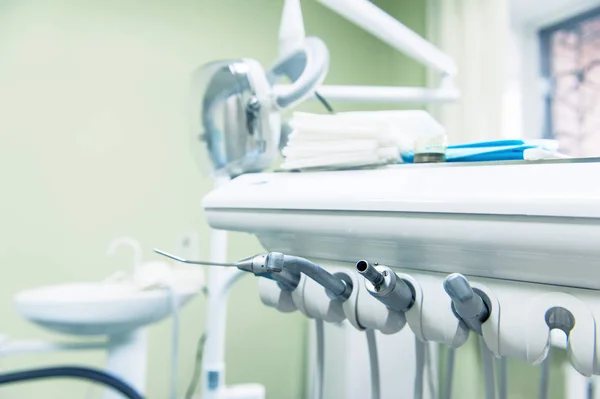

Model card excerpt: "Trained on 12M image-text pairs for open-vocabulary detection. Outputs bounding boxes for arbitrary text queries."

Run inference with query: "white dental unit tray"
[205,159,600,381]
[203,159,600,290]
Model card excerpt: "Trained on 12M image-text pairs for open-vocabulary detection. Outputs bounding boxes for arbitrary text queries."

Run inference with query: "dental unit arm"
[275,0,459,105]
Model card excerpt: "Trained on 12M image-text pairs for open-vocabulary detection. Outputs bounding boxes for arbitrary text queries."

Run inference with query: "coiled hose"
[0,366,144,399]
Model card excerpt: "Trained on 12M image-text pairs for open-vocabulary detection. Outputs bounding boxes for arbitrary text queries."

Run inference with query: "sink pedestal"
[103,328,148,399]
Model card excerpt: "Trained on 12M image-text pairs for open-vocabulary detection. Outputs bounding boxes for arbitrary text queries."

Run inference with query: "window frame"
[538,6,600,139]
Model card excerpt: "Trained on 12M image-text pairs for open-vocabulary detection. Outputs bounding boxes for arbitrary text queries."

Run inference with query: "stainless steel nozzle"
[153,249,238,267]
[356,260,384,286]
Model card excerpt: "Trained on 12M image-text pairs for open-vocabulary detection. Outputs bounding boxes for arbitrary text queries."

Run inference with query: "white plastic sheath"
[314,319,325,399]
[315,0,457,75]
[366,329,380,399]
[480,337,496,399]
[414,338,425,399]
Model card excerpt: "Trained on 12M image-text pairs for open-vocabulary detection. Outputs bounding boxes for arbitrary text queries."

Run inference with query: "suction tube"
[0,366,144,399]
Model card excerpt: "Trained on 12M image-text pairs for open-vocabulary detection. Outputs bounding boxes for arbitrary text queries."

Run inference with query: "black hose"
[0,366,144,399]
[315,91,335,114]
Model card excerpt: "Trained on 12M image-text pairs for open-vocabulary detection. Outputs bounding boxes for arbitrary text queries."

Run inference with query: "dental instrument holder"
[339,269,406,334]
[257,254,353,323]
[443,273,490,335]
[259,265,407,334]
[260,256,600,378]
[474,279,599,377]
[357,260,414,312]
[258,256,600,378]
[261,258,470,344]
[356,260,468,346]
[441,272,600,377]
[247,253,351,322]
[157,250,355,319]
[253,254,406,333]
[258,255,600,378]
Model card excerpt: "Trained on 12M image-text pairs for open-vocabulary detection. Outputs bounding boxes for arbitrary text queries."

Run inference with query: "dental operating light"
[191,0,458,177]
[190,37,329,178]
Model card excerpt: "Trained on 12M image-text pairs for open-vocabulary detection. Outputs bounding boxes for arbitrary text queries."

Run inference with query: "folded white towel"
[281,110,445,170]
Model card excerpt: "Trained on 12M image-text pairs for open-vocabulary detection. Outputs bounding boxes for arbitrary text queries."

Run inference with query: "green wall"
[1,1,558,398]
[0,1,426,398]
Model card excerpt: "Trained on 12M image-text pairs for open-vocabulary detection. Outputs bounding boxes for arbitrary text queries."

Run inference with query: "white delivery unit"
[204,160,600,289]
[203,159,600,399]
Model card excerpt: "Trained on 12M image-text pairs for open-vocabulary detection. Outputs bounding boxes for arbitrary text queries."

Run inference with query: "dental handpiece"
[356,260,414,312]
[154,249,351,300]
[238,252,352,300]
[154,249,298,291]
[443,273,489,334]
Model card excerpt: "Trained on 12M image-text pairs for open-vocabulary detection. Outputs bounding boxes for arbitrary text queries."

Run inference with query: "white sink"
[15,281,196,336]
[11,240,204,399]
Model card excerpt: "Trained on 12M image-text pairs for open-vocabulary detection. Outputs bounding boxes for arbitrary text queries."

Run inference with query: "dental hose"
[414,338,425,399]
[425,343,437,399]
[281,255,349,299]
[444,274,496,399]
[442,347,456,399]
[366,329,381,399]
[354,260,416,399]
[480,336,497,399]
[0,366,144,399]
[498,356,507,399]
[314,319,325,399]
[539,349,551,399]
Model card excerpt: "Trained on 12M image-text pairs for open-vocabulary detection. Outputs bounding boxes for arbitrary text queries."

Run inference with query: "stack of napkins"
[281,110,445,171]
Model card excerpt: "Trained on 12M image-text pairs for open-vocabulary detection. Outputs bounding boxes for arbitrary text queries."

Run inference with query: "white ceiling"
[511,0,600,27]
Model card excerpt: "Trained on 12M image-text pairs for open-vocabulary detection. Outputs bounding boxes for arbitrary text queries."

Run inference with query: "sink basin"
[15,281,197,336]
